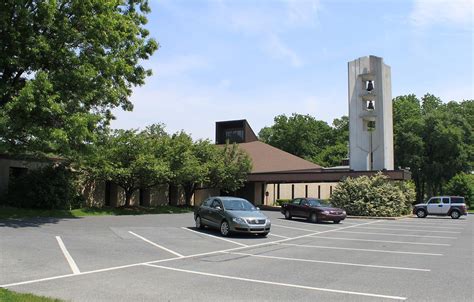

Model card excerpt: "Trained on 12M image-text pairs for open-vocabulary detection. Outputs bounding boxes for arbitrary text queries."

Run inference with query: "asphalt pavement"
[0,211,472,301]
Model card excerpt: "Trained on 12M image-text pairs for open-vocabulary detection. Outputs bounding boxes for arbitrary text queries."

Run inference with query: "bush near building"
[331,173,415,217]
[3,164,84,210]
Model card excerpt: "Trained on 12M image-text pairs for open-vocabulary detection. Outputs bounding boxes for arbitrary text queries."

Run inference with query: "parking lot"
[0,212,472,301]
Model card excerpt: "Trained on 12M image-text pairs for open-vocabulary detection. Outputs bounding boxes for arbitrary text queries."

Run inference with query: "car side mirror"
[215,206,222,211]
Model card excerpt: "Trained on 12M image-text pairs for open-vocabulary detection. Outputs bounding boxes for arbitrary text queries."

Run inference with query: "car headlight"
[266,219,271,225]
[342,210,346,215]
[232,217,246,224]
[321,211,329,214]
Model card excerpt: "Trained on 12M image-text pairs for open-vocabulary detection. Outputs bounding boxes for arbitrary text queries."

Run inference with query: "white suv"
[413,196,468,219]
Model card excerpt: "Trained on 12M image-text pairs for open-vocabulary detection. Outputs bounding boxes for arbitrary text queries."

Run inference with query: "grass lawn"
[0,205,193,220]
[0,288,63,302]
[468,209,474,214]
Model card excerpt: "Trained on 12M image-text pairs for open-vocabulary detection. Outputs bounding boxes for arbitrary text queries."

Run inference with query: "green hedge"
[3,164,84,210]
[330,173,415,217]
[274,199,291,206]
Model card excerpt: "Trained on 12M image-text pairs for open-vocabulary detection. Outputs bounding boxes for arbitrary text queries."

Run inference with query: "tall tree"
[393,94,473,202]
[88,126,170,207]
[210,143,252,194]
[259,113,348,167]
[258,113,333,160]
[0,0,158,156]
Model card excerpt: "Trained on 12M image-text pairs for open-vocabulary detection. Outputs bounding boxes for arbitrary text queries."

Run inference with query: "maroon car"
[281,198,346,223]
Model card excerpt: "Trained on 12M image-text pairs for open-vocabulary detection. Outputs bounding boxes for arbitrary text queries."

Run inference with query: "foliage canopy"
[0,0,158,156]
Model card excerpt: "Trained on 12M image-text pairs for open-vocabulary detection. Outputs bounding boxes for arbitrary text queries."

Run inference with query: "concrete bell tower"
[348,55,394,171]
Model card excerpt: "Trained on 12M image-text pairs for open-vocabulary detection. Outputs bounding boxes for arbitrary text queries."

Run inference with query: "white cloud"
[152,54,210,77]
[410,0,473,28]
[263,34,303,67]
[214,0,321,68]
[287,0,321,27]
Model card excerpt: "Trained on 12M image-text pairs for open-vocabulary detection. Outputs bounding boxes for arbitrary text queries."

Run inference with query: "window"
[308,199,322,207]
[224,129,244,143]
[428,198,441,204]
[442,198,450,204]
[202,198,212,207]
[301,200,309,207]
[451,197,465,204]
[291,198,301,205]
[211,199,222,209]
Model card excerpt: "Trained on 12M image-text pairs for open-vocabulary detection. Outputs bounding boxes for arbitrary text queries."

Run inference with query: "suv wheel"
[220,220,230,237]
[450,210,460,219]
[416,208,427,218]
[284,210,292,220]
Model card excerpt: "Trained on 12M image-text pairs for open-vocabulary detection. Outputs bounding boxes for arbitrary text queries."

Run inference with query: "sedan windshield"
[223,199,256,211]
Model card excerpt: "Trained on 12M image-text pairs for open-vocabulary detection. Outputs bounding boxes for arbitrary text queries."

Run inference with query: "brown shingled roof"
[236,141,322,174]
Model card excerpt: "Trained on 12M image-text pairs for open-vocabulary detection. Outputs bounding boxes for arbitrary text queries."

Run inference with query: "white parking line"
[272,224,330,232]
[398,218,467,224]
[181,227,249,247]
[2,220,383,289]
[55,236,80,274]
[226,252,430,272]
[336,230,457,239]
[144,264,407,301]
[376,223,464,230]
[276,220,339,229]
[357,226,460,234]
[129,231,184,257]
[310,235,451,246]
[278,243,443,256]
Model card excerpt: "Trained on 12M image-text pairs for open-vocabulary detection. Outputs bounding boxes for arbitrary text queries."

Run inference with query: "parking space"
[0,212,472,301]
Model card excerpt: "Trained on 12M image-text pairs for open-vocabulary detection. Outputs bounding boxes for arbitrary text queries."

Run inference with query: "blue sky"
[111,0,473,140]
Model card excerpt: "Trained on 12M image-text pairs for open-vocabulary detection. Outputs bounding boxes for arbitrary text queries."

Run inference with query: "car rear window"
[451,197,465,204]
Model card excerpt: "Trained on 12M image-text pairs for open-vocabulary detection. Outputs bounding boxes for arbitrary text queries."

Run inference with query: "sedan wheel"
[309,213,318,223]
[220,221,230,237]
[195,216,203,229]
[284,210,292,220]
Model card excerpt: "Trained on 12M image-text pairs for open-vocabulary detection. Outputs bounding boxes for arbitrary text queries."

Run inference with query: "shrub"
[445,173,473,207]
[274,199,291,206]
[330,173,415,217]
[5,164,84,210]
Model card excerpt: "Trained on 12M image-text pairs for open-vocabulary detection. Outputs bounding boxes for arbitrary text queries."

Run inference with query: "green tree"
[210,143,252,194]
[166,132,216,207]
[445,173,474,207]
[259,113,348,167]
[393,94,473,202]
[0,0,158,156]
[88,126,170,207]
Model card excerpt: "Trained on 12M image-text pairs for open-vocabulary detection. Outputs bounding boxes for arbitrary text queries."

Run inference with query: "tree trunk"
[169,184,179,206]
[183,183,195,207]
[125,190,133,207]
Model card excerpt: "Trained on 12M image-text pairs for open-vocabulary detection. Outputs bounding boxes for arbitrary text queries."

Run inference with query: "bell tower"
[348,56,394,171]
